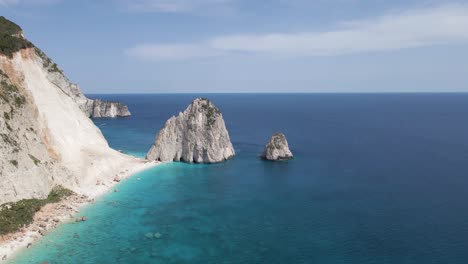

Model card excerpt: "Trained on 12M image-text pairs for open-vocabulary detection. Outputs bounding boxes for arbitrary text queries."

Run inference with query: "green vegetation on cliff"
[0,16,33,58]
[0,16,22,36]
[201,99,221,126]
[0,186,74,235]
[34,47,62,73]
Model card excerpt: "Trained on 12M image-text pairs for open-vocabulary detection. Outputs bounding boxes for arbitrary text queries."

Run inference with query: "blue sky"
[1,0,468,93]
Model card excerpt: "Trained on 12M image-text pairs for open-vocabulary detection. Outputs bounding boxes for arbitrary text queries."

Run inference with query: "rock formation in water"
[146,98,235,163]
[0,16,141,204]
[88,99,131,118]
[261,132,293,161]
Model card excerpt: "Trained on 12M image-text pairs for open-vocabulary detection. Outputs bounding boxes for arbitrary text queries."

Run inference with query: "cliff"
[32,44,130,119]
[146,98,235,163]
[261,132,293,161]
[0,17,145,205]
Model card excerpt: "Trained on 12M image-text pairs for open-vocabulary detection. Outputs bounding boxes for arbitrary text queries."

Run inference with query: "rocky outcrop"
[146,98,235,163]
[34,46,130,119]
[34,48,94,115]
[87,99,131,118]
[261,132,293,161]
[0,17,143,205]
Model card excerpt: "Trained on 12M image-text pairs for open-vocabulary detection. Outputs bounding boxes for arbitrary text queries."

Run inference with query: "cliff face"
[34,46,131,119]
[88,99,131,118]
[0,17,139,204]
[34,48,95,115]
[146,98,235,163]
[261,133,293,161]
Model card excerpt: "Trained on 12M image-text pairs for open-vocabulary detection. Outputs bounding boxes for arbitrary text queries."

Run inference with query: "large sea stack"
[146,98,235,163]
[261,132,293,161]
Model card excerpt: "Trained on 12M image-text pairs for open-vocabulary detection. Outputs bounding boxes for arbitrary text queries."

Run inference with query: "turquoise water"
[10,94,468,263]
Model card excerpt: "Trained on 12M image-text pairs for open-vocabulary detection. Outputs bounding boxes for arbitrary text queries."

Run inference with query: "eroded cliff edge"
[146,98,235,163]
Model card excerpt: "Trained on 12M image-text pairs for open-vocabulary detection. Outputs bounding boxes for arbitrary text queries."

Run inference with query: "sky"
[1,0,468,93]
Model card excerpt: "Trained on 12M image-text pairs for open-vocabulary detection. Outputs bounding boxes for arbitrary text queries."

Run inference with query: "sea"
[9,93,468,264]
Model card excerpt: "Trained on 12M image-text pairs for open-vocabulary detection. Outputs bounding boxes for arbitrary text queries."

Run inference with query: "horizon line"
[85,91,468,95]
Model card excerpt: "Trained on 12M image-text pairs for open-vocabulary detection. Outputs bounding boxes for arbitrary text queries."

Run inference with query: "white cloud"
[213,4,468,56]
[0,0,59,6]
[126,4,468,61]
[125,43,225,61]
[123,0,235,13]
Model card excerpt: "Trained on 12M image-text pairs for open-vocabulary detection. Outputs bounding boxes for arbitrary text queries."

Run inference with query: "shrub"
[0,80,26,108]
[0,186,74,235]
[0,69,7,78]
[0,199,44,235]
[0,17,33,58]
[1,133,17,146]
[28,154,40,166]
[34,47,63,74]
[0,34,32,58]
[0,16,22,36]
[14,94,26,107]
[9,160,18,167]
[204,104,220,126]
[46,186,74,203]
[1,80,26,108]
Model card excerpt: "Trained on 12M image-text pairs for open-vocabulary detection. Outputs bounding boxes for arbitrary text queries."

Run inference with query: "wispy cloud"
[125,44,224,61]
[0,0,60,6]
[126,4,468,61]
[122,0,235,14]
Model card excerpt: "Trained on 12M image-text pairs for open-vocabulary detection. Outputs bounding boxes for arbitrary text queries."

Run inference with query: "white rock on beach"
[146,98,235,163]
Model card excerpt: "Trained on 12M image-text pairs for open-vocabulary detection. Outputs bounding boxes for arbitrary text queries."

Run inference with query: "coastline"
[0,157,161,263]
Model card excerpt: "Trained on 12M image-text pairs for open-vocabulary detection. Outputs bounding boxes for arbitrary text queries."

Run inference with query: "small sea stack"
[146,98,235,163]
[261,132,293,161]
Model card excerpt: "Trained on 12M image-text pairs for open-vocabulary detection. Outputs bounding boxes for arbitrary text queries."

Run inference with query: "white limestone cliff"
[146,98,235,163]
[0,23,149,205]
[34,49,131,118]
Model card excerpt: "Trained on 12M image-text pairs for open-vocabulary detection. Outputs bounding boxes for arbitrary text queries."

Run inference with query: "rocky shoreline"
[0,160,160,263]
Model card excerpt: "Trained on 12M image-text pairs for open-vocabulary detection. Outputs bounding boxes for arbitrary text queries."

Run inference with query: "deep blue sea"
[9,94,468,264]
